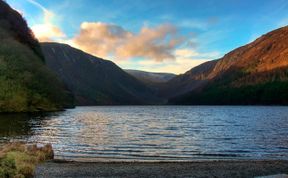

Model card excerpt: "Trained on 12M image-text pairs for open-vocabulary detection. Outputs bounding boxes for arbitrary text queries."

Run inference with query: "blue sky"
[7,0,288,73]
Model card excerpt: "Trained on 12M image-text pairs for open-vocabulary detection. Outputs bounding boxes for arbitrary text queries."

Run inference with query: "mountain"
[166,26,288,105]
[160,60,218,98]
[0,0,73,112]
[41,42,164,105]
[125,69,176,84]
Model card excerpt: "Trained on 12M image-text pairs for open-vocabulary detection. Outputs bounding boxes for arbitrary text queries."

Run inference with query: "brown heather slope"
[209,25,288,77]
[164,26,288,104]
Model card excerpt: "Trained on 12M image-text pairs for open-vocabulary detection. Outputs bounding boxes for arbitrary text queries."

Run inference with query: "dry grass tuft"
[0,142,54,178]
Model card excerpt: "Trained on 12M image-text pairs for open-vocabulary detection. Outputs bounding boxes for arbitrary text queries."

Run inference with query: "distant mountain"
[166,26,288,105]
[41,42,164,105]
[160,60,218,98]
[125,69,176,84]
[0,0,73,112]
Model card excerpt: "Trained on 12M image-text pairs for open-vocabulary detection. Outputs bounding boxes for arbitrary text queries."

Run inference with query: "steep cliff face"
[166,26,288,105]
[41,42,164,105]
[0,0,74,112]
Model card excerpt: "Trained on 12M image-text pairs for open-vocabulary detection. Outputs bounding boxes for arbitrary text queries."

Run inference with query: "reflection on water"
[0,114,33,140]
[0,106,288,161]
[0,113,53,143]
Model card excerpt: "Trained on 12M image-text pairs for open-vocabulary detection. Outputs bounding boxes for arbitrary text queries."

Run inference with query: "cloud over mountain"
[25,0,65,42]
[72,22,184,61]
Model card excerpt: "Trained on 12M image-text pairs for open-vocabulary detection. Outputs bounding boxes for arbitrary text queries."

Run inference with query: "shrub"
[0,143,54,178]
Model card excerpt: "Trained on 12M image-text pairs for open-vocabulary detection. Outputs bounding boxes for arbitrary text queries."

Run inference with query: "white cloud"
[25,0,65,41]
[31,24,65,42]
[72,22,184,61]
[67,22,221,73]
[119,48,221,74]
[138,59,210,74]
[175,48,199,58]
[18,1,222,73]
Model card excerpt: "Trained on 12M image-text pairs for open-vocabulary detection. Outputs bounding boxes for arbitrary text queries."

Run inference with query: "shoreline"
[36,159,288,178]
[51,158,288,163]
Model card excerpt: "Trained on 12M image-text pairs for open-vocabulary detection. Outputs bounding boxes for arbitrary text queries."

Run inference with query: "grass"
[0,142,54,178]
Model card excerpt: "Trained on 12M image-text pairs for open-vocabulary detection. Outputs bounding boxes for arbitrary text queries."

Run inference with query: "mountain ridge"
[125,69,176,86]
[166,26,288,105]
[41,42,165,105]
[0,0,73,112]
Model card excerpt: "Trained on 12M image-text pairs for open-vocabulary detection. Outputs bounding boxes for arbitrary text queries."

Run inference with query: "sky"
[6,0,288,74]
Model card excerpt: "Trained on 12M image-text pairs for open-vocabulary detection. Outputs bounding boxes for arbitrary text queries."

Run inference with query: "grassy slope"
[0,1,74,112]
[170,68,288,105]
[169,26,288,105]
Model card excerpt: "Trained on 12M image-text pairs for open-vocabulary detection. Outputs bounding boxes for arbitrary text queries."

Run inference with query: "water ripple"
[0,106,288,161]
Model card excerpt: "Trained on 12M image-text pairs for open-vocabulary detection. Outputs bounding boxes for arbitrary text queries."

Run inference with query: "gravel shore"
[35,160,288,178]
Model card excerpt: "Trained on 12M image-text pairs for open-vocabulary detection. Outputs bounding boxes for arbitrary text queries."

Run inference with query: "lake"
[0,106,288,161]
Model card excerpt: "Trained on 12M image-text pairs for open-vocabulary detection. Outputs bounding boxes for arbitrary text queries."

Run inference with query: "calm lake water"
[0,106,288,161]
